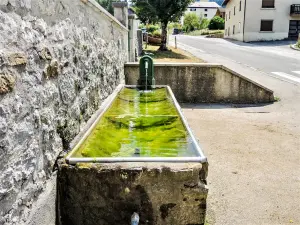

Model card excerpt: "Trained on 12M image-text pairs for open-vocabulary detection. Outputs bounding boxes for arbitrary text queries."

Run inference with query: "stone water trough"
[57,58,275,225]
[58,62,209,225]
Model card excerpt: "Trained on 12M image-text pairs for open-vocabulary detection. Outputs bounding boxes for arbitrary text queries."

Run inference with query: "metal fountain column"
[138,55,155,90]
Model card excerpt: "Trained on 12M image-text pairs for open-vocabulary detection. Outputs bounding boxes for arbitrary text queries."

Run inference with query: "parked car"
[173,28,183,35]
[173,28,179,35]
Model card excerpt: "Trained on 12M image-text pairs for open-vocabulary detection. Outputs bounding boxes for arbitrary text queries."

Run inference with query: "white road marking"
[271,72,300,83]
[292,71,300,75]
[249,66,258,71]
[178,42,206,53]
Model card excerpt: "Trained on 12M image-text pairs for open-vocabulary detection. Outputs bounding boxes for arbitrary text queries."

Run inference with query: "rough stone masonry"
[0,0,128,224]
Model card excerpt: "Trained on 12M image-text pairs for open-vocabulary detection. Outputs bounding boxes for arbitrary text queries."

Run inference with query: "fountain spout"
[131,212,139,225]
[138,55,154,90]
[145,61,148,91]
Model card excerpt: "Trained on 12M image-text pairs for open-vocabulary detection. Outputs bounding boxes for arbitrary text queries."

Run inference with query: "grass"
[204,217,213,225]
[185,29,224,36]
[142,44,204,63]
[274,96,281,102]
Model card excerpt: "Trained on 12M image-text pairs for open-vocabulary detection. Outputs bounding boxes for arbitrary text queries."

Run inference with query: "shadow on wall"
[58,167,154,225]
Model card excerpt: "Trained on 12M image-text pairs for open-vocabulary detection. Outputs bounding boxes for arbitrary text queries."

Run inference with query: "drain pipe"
[131,212,139,225]
[243,0,247,42]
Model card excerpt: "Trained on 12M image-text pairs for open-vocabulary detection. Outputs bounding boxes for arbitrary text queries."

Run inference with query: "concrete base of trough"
[57,161,208,225]
[125,63,274,104]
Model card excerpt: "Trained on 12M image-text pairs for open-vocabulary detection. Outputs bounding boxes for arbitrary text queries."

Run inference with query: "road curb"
[290,44,300,51]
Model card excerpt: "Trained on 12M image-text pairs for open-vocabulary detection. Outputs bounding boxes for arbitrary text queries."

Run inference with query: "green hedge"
[208,16,225,30]
[147,24,160,33]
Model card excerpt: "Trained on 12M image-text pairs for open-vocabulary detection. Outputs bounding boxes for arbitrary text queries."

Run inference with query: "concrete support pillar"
[128,14,138,62]
[137,29,143,57]
[112,2,128,28]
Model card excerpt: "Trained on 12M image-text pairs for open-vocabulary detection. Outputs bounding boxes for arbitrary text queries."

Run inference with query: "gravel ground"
[183,103,300,225]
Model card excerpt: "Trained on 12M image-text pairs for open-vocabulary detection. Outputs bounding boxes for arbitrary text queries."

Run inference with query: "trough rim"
[66,85,207,165]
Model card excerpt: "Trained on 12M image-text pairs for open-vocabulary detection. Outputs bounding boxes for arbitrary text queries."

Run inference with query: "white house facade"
[186,2,221,20]
[223,0,300,42]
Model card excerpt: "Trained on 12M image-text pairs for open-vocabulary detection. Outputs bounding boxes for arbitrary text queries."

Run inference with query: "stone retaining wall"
[125,63,274,104]
[0,0,128,224]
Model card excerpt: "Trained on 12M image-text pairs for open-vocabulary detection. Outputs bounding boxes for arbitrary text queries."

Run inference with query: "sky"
[195,0,224,6]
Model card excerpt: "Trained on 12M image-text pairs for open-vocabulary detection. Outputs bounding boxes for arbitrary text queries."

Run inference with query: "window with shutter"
[262,0,275,8]
[260,20,273,31]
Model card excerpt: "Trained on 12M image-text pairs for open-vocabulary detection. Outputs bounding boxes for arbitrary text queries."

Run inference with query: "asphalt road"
[173,36,300,224]
[172,35,300,84]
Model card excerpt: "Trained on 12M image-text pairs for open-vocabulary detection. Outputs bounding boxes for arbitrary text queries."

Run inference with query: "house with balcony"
[222,0,300,42]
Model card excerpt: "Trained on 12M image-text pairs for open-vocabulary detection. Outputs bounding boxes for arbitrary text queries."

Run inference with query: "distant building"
[216,7,226,18]
[195,0,224,6]
[223,0,300,42]
[185,2,221,20]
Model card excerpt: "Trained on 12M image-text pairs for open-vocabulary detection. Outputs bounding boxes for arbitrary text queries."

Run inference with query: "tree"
[183,13,200,32]
[133,0,193,51]
[199,18,210,30]
[96,0,114,15]
[208,16,225,30]
[133,2,159,24]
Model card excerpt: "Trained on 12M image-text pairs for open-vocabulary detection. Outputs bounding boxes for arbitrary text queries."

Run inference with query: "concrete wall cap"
[112,2,128,8]
[128,14,136,19]
[125,62,222,67]
[87,0,128,31]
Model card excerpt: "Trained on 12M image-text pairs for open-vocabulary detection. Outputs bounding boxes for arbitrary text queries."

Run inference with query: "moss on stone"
[74,87,191,158]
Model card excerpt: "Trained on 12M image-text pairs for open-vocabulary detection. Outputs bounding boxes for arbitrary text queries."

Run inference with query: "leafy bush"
[147,24,160,33]
[208,16,225,30]
[183,13,200,33]
[297,40,300,48]
[139,24,146,29]
[199,18,210,30]
[168,22,182,30]
[96,0,113,15]
[151,30,161,38]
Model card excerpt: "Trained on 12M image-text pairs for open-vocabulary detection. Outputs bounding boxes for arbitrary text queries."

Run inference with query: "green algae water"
[73,87,197,157]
